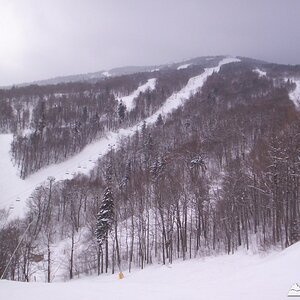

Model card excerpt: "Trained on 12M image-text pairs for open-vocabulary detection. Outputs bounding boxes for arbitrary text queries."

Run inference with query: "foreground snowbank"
[1,242,300,300]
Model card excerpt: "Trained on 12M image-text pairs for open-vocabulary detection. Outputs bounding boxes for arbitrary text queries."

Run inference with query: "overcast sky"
[0,0,300,86]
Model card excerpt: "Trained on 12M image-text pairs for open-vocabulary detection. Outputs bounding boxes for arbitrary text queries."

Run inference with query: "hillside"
[0,56,237,216]
[1,55,300,290]
[1,56,225,88]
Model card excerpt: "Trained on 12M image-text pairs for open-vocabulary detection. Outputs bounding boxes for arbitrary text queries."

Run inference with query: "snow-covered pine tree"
[291,219,300,245]
[118,100,126,122]
[96,187,114,249]
[155,113,164,126]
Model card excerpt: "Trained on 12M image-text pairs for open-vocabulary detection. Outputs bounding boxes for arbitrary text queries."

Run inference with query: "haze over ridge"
[1,0,299,86]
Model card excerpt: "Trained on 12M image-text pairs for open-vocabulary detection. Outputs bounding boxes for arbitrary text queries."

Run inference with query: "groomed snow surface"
[253,68,267,77]
[102,71,111,77]
[177,63,192,70]
[0,57,240,218]
[118,78,156,111]
[2,242,300,300]
[289,79,300,108]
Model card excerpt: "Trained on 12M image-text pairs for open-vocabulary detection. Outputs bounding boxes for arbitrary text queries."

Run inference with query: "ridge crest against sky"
[0,0,300,86]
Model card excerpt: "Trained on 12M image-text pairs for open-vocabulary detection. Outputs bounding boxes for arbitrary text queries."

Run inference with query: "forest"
[2,65,204,178]
[1,59,300,282]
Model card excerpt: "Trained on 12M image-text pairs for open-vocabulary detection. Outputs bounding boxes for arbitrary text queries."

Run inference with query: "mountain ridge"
[0,55,263,88]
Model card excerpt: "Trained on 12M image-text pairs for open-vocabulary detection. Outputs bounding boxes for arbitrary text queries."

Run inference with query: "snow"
[1,241,300,300]
[118,78,156,111]
[0,57,240,218]
[253,68,267,77]
[289,79,300,108]
[151,68,160,72]
[0,134,32,217]
[102,71,111,77]
[143,57,240,125]
[177,63,191,70]
[0,131,121,218]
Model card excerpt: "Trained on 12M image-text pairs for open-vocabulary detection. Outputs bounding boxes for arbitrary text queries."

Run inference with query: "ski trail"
[118,78,156,111]
[143,57,240,124]
[0,57,240,218]
[253,68,267,77]
[289,79,300,108]
[177,63,192,70]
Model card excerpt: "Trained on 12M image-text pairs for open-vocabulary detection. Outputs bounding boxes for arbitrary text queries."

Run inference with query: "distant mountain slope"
[2,56,226,88]
[0,56,238,217]
[2,55,300,286]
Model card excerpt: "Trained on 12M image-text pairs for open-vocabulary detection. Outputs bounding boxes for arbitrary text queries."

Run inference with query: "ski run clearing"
[253,68,267,77]
[177,63,192,70]
[0,57,240,218]
[289,79,300,108]
[102,71,111,77]
[1,241,300,300]
[118,78,157,111]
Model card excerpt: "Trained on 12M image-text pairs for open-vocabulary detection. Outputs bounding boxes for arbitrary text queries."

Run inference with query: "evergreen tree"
[291,220,300,245]
[118,101,126,122]
[96,187,114,248]
[155,113,164,126]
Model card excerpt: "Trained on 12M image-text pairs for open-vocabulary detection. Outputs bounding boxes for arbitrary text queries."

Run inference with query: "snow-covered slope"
[177,63,192,70]
[0,134,32,217]
[253,68,267,77]
[102,71,111,77]
[118,78,156,111]
[143,57,240,124]
[0,57,240,218]
[1,241,300,300]
[289,79,300,108]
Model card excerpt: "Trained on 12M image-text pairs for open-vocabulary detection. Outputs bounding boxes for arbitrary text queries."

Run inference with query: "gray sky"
[1,0,300,86]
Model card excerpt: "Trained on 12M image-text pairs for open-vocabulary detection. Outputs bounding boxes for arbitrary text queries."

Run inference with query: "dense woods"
[1,60,300,282]
[1,67,203,178]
